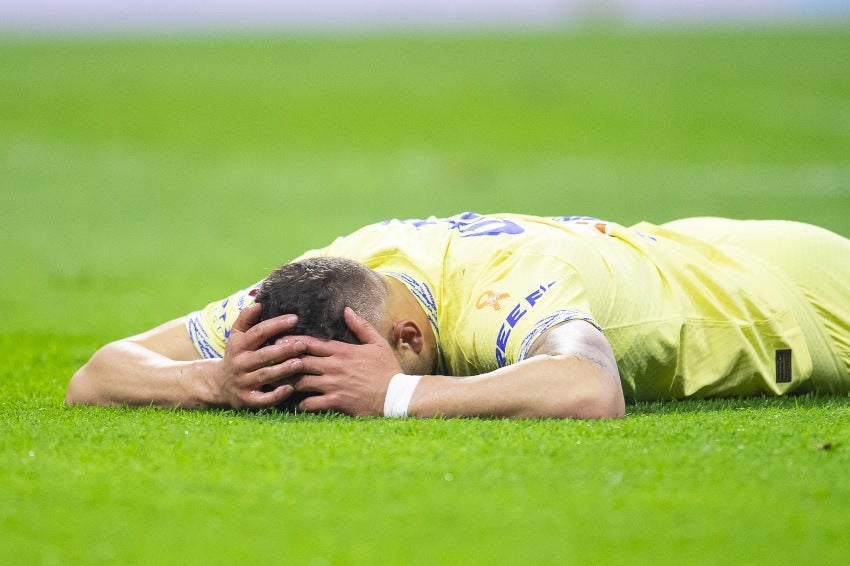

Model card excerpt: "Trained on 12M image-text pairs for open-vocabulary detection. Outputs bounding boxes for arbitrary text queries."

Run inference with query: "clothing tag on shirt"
[775,349,792,383]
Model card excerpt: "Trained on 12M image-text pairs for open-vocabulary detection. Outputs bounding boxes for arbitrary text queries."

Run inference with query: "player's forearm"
[66,341,219,409]
[407,354,625,419]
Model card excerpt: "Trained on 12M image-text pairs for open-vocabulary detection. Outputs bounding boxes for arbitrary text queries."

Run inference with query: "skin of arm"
[65,305,305,409]
[287,309,626,419]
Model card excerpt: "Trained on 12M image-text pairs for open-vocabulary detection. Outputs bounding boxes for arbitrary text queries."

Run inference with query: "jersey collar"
[380,270,446,374]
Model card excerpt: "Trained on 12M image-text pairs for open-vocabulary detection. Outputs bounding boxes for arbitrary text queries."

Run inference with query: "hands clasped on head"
[216,304,402,416]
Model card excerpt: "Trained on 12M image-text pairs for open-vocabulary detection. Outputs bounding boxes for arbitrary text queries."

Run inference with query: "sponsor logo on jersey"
[495,281,557,366]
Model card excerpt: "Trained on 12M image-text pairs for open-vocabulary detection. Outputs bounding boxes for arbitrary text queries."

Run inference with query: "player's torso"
[306,212,814,398]
[311,213,620,375]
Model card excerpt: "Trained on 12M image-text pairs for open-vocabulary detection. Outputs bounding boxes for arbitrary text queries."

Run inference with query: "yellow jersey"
[187,212,845,401]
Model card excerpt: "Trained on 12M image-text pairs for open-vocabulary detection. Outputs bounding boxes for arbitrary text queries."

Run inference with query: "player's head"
[256,257,388,345]
[256,256,438,377]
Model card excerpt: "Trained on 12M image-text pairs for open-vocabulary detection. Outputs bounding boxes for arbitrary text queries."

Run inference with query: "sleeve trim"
[517,309,603,362]
[186,311,223,359]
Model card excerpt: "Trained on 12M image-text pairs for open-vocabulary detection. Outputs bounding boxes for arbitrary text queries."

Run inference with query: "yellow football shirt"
[187,212,842,400]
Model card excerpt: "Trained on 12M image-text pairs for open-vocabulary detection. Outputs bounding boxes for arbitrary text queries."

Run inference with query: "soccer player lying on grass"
[66,212,850,419]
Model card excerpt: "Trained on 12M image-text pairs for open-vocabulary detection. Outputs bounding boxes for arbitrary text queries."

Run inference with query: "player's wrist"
[191,358,228,409]
[383,373,422,417]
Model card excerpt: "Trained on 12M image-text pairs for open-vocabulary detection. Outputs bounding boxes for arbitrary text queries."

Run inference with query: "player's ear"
[392,320,424,355]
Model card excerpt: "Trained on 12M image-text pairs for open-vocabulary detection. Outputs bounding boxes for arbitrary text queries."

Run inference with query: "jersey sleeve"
[185,281,262,359]
[515,308,603,362]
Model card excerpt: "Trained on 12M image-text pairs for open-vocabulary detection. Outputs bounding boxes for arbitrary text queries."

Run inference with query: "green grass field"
[2,27,849,564]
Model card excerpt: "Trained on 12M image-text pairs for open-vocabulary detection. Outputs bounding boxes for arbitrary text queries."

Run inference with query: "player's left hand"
[285,308,402,416]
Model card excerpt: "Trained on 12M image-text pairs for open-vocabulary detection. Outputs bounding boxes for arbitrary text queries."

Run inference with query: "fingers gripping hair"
[255,257,388,345]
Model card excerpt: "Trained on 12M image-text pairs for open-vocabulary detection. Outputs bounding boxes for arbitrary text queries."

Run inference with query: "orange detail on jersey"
[572,220,610,235]
[476,291,510,311]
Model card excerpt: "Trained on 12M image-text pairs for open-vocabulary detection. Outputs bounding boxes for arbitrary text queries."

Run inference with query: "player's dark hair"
[256,257,388,345]
[255,257,388,411]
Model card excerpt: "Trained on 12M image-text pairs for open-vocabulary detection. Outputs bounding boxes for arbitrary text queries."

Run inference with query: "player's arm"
[286,309,625,419]
[411,319,624,419]
[65,305,303,410]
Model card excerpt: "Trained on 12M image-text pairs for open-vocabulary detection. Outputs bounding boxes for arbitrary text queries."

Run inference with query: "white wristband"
[383,373,422,418]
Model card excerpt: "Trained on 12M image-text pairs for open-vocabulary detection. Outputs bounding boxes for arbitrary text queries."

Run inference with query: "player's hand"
[287,308,402,416]
[211,304,307,410]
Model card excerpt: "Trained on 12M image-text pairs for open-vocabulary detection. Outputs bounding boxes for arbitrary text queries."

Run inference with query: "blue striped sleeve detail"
[517,310,603,362]
[186,311,223,359]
